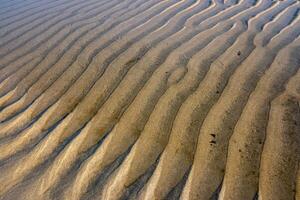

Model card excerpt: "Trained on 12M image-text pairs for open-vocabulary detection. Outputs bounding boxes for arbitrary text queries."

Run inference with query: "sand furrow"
[61,1,284,198]
[23,1,216,197]
[0,0,116,48]
[0,0,196,159]
[0,0,101,52]
[0,0,171,134]
[67,28,233,200]
[1,0,300,199]
[140,2,293,199]
[0,0,88,41]
[0,0,60,28]
[0,0,154,107]
[0,1,107,83]
[0,0,120,77]
[0,0,137,101]
[0,0,40,14]
[182,3,300,199]
[5,0,207,184]
[258,91,300,200]
[0,0,150,97]
[0,0,205,195]
[218,20,300,200]
[111,21,245,200]
[0,0,183,156]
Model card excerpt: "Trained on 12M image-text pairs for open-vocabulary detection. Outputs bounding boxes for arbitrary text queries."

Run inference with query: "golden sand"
[0,0,300,199]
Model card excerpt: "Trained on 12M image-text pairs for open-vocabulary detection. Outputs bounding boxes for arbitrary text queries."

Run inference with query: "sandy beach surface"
[0,0,300,199]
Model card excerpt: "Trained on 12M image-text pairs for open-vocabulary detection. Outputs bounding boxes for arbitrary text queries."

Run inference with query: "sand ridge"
[0,0,300,199]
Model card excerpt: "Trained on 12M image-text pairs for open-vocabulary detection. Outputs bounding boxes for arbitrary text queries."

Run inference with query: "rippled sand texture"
[0,0,300,199]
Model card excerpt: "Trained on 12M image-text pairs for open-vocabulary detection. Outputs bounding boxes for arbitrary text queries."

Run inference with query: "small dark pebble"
[237,51,241,56]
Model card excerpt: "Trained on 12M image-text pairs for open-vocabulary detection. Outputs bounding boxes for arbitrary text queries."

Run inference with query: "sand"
[0,0,299,199]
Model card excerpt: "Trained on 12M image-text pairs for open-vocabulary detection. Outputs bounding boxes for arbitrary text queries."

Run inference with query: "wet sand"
[0,0,300,199]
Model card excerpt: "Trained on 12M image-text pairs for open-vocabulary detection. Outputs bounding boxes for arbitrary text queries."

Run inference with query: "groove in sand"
[0,0,300,200]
